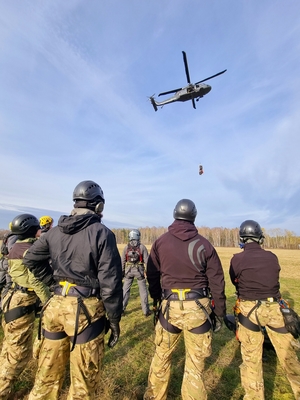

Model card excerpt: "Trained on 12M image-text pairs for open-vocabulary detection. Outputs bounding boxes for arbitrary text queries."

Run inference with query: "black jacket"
[146,219,226,317]
[23,210,123,322]
[229,242,281,300]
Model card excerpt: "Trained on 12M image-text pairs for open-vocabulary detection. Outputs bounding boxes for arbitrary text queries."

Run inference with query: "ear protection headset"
[95,201,104,214]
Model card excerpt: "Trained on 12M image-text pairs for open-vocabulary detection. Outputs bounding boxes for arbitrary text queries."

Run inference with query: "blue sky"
[1,1,300,234]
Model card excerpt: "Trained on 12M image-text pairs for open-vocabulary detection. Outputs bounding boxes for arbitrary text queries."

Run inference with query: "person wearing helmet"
[23,180,123,400]
[0,214,52,399]
[144,199,226,400]
[121,229,151,317]
[228,220,300,399]
[39,215,54,235]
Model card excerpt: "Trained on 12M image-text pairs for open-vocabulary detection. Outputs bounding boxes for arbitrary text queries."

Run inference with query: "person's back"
[230,243,281,301]
[23,180,123,400]
[144,199,226,400]
[228,219,300,400]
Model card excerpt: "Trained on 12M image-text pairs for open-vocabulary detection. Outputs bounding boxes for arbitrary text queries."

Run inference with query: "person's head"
[73,180,105,215]
[11,213,41,240]
[239,220,265,245]
[129,229,141,242]
[39,216,54,231]
[173,199,197,223]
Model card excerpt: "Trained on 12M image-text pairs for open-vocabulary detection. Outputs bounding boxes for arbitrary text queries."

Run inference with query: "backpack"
[1,232,14,256]
[126,243,143,264]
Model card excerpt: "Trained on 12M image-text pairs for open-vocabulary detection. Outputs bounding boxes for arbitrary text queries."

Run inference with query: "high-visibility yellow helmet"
[39,216,53,227]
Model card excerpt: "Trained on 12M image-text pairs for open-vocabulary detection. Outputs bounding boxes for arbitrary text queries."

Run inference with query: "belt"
[163,288,209,300]
[54,284,100,298]
[241,297,278,303]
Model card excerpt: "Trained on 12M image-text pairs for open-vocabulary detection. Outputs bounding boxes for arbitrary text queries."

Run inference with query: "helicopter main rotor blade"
[182,51,191,84]
[158,88,183,97]
[195,69,227,85]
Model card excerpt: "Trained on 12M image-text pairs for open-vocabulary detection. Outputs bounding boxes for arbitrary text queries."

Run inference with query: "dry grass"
[0,246,299,399]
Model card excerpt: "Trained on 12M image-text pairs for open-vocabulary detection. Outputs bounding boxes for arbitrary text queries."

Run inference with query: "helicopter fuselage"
[150,83,211,110]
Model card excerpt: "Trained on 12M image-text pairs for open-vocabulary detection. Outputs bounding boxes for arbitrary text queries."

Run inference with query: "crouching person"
[0,214,52,400]
[23,180,123,400]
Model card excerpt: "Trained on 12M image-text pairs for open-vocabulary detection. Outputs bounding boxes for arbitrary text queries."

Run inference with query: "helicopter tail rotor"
[148,95,158,112]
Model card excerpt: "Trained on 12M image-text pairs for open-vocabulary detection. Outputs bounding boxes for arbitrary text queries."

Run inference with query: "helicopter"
[150,51,226,111]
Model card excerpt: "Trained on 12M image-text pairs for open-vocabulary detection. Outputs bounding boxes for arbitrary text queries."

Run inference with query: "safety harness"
[157,288,212,335]
[39,281,106,352]
[125,243,143,264]
[237,298,288,334]
[2,285,37,324]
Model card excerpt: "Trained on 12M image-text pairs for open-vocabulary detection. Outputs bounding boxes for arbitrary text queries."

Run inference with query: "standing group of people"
[0,180,299,400]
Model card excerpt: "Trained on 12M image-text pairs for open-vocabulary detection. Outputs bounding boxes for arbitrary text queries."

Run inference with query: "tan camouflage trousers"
[28,295,106,400]
[0,289,37,400]
[144,298,212,400]
[238,301,300,400]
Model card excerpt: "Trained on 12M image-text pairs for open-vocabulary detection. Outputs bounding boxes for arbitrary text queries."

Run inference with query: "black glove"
[107,321,120,348]
[211,312,222,333]
[223,315,236,332]
[280,307,300,339]
[153,299,161,328]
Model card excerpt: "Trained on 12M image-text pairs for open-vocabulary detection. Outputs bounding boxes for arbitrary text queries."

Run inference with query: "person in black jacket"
[23,180,123,400]
[228,220,300,400]
[144,199,226,400]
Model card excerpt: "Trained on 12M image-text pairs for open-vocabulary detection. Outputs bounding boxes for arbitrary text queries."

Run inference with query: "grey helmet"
[173,199,197,222]
[129,229,141,241]
[11,214,40,235]
[239,220,264,244]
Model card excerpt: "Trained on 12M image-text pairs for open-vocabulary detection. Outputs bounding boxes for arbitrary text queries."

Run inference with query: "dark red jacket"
[146,219,226,317]
[229,242,281,300]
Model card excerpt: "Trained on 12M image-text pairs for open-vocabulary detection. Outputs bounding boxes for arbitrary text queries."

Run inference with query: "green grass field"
[0,246,299,399]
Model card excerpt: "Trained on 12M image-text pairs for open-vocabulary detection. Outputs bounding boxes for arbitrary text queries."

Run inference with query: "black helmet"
[239,220,264,243]
[11,214,40,235]
[73,180,105,202]
[173,199,197,222]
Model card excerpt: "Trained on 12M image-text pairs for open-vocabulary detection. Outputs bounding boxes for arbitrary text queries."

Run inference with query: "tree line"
[112,226,300,249]
[1,226,299,249]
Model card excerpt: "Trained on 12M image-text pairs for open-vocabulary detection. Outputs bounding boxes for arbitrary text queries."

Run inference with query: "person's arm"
[97,230,123,323]
[121,245,127,276]
[22,235,54,287]
[141,244,149,266]
[206,247,226,317]
[146,243,162,300]
[8,258,51,303]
